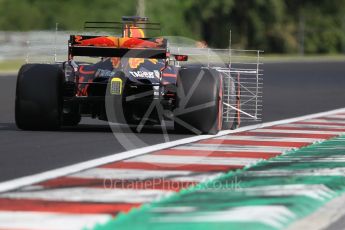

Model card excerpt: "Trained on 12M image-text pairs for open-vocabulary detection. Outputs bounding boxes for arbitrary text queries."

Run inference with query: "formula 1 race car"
[15,16,262,134]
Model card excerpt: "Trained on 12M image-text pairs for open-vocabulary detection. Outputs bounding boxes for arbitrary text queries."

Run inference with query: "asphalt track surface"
[0,61,344,183]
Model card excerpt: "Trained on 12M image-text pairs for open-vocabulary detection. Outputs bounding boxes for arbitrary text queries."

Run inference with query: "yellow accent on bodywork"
[110,78,122,95]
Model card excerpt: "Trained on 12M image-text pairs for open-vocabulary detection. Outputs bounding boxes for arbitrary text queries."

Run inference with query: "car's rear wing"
[83,21,161,33]
[68,35,167,59]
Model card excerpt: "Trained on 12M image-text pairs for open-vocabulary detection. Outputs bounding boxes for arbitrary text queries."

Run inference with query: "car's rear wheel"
[15,64,64,130]
[174,67,221,134]
[62,113,81,126]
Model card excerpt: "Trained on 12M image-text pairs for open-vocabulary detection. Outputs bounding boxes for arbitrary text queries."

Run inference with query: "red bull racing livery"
[15,16,241,134]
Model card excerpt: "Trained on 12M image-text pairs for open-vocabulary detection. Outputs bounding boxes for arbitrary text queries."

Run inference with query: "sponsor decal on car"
[95,69,117,78]
[129,71,156,79]
[154,70,160,78]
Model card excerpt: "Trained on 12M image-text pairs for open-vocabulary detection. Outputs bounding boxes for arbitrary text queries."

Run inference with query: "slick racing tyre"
[174,67,221,134]
[62,113,81,126]
[15,64,64,130]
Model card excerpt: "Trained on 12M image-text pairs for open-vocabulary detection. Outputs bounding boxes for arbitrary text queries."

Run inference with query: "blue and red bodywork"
[63,32,181,124]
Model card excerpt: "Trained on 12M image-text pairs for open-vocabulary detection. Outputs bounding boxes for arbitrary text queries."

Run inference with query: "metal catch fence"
[170,47,263,124]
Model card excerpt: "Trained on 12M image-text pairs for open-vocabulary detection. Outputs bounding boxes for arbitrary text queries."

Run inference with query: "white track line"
[214,136,322,143]
[0,107,345,193]
[0,187,172,203]
[326,115,345,119]
[173,144,292,152]
[0,211,111,230]
[250,129,343,135]
[277,124,345,130]
[69,168,219,182]
[302,119,345,124]
[125,155,260,166]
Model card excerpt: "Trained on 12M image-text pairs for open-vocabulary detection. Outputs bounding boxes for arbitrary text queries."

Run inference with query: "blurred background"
[0,0,345,192]
[0,0,345,54]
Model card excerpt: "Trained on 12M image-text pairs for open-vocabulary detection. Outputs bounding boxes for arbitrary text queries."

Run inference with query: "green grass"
[263,54,345,62]
[0,59,24,72]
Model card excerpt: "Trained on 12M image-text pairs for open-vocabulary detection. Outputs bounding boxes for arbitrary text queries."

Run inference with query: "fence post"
[298,12,305,56]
